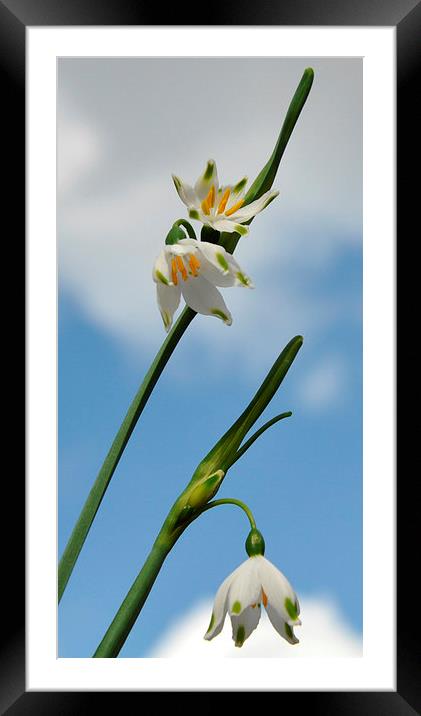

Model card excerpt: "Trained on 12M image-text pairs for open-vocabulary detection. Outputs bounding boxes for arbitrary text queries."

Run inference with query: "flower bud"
[187,470,225,509]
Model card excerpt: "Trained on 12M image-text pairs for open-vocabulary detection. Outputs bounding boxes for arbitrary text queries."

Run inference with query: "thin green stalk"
[227,411,292,470]
[200,498,257,529]
[58,307,196,602]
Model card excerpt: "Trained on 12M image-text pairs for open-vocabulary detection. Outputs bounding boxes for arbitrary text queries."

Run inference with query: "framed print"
[5,0,415,710]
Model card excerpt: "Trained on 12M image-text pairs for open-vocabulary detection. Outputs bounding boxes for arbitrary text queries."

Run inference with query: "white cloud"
[57,99,104,195]
[150,595,362,658]
[298,355,348,411]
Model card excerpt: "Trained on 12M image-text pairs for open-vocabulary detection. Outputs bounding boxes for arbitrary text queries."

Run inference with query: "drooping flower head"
[173,160,279,236]
[152,238,253,332]
[205,530,301,648]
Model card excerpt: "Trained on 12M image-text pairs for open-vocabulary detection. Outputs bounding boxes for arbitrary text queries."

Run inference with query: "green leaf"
[58,307,196,602]
[220,67,314,255]
[226,411,293,470]
[191,336,303,480]
[244,68,314,204]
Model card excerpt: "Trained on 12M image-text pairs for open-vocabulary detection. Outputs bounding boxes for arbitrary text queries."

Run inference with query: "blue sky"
[58,58,362,657]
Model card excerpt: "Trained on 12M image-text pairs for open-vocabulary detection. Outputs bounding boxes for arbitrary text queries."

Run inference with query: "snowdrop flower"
[204,553,301,648]
[152,238,253,332]
[173,160,279,236]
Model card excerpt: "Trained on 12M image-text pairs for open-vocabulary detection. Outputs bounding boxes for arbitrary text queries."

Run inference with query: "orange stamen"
[176,255,187,281]
[171,258,178,285]
[208,185,215,208]
[189,254,201,277]
[225,198,244,217]
[217,187,231,214]
[262,589,268,608]
[201,185,215,215]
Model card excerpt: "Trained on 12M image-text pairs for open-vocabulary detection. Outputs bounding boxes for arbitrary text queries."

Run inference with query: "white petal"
[230,604,262,647]
[172,175,199,208]
[198,242,254,289]
[171,238,200,255]
[180,275,232,325]
[204,571,236,641]
[265,603,300,645]
[210,218,250,236]
[198,262,236,288]
[257,556,300,625]
[227,557,262,616]
[156,282,181,332]
[198,264,235,287]
[194,159,218,200]
[152,249,172,285]
[228,189,279,222]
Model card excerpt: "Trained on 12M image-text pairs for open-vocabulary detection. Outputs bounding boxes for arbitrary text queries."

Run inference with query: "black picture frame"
[6,0,415,711]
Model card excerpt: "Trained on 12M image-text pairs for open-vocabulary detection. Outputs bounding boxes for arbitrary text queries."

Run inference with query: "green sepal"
[245,528,265,557]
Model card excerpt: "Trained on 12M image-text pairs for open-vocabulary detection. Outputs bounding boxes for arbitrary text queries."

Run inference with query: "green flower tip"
[245,528,265,557]
[285,622,294,639]
[235,625,246,647]
[285,597,299,621]
[204,160,215,180]
[206,612,215,634]
[232,600,242,614]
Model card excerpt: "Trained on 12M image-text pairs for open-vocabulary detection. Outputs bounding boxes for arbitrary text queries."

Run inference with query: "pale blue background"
[58,58,362,657]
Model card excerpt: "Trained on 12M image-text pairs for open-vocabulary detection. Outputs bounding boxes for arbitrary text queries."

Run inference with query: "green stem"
[58,307,196,602]
[174,218,197,239]
[199,498,257,529]
[93,536,172,658]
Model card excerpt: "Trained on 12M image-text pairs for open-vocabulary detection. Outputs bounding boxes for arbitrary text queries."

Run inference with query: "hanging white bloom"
[152,238,253,332]
[172,160,279,236]
[204,555,301,648]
